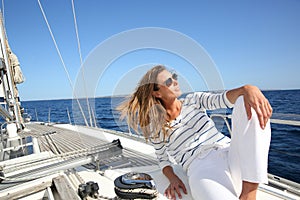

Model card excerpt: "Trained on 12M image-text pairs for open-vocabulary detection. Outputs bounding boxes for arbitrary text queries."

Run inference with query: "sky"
[1,0,299,101]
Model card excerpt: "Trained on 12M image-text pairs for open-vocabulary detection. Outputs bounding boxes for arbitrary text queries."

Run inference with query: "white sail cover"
[9,51,25,84]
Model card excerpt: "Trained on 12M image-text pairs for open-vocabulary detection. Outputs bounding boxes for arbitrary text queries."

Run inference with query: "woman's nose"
[173,79,178,86]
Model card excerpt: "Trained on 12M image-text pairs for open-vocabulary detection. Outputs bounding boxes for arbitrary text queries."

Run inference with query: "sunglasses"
[153,72,178,91]
[164,73,178,87]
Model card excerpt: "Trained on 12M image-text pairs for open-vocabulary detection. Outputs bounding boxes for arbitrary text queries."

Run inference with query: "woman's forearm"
[162,165,178,181]
[163,165,188,198]
[226,85,251,104]
[226,84,272,129]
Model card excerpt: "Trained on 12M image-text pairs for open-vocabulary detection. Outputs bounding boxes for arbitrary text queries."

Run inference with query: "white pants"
[187,97,271,199]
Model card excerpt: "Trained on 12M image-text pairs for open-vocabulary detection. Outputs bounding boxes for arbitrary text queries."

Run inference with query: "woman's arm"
[163,166,187,200]
[226,85,272,129]
[150,138,187,199]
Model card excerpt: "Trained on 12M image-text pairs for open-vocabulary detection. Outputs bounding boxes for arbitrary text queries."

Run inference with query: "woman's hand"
[163,166,187,199]
[164,175,187,200]
[242,85,272,129]
[226,85,272,129]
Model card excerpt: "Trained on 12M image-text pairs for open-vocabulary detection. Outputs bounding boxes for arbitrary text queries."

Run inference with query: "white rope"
[37,0,89,127]
[71,0,94,127]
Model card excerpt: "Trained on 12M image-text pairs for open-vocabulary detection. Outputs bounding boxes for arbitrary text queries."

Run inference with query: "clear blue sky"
[1,0,299,101]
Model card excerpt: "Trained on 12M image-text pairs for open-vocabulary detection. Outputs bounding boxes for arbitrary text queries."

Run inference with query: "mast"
[0,11,24,130]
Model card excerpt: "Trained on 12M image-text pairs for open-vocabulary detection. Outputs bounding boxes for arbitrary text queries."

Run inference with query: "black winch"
[114,172,158,199]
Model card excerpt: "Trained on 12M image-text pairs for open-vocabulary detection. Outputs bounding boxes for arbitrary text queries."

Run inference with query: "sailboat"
[0,5,299,200]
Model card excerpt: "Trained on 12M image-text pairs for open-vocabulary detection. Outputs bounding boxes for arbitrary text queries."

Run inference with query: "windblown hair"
[117,65,168,140]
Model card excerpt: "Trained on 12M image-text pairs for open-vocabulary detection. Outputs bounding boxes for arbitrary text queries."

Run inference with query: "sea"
[21,89,300,184]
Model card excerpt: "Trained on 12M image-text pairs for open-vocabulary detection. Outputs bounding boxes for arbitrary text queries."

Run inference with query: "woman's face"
[156,70,182,98]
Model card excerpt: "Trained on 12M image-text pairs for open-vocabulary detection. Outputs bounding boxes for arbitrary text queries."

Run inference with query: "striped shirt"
[150,91,234,172]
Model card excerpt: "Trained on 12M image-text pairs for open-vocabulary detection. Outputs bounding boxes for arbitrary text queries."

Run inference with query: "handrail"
[270,118,300,126]
[210,113,300,127]
[210,114,232,135]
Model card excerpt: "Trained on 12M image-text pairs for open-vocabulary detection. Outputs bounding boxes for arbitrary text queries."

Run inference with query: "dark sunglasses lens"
[172,73,178,80]
[165,78,173,87]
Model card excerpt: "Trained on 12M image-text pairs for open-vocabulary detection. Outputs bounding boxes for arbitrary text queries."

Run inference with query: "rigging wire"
[71,0,95,127]
[71,0,83,65]
[1,0,4,26]
[37,0,89,127]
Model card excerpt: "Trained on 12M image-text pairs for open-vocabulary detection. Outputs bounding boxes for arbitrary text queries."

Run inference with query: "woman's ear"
[152,90,161,99]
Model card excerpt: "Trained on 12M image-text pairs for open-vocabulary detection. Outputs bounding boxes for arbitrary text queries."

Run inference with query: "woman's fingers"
[165,181,187,199]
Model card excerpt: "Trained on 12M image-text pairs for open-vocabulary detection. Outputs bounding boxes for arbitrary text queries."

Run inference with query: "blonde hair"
[117,65,168,140]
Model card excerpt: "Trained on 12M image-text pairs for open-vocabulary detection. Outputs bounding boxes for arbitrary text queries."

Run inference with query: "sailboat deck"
[0,123,298,200]
[22,123,109,153]
[0,123,159,198]
[20,123,158,168]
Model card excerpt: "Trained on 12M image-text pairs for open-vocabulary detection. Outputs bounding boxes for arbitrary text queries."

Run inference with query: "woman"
[118,65,272,200]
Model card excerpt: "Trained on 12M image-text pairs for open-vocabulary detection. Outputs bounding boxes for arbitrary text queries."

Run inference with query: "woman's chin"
[175,90,182,98]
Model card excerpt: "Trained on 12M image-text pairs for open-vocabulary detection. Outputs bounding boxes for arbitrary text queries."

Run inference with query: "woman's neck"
[165,99,182,121]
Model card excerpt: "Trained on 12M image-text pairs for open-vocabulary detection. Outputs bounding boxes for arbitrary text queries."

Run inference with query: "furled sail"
[8,46,25,84]
[0,12,24,129]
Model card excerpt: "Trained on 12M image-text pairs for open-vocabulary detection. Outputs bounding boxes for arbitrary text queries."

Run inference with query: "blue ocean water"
[21,90,300,183]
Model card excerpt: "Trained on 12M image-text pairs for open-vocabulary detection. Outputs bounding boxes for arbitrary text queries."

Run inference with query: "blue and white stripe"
[150,91,234,172]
